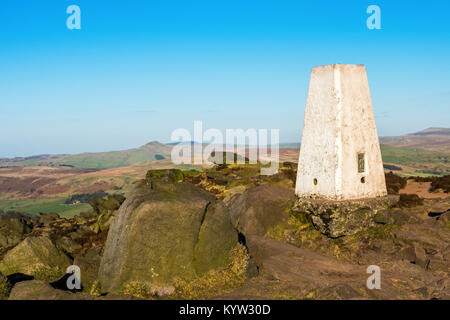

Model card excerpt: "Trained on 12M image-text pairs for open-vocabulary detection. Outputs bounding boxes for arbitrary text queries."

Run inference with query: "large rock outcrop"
[0,236,71,281]
[98,170,238,294]
[228,184,295,237]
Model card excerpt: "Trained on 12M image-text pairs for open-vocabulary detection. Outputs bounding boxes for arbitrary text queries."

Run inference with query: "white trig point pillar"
[294,64,394,238]
[296,64,387,200]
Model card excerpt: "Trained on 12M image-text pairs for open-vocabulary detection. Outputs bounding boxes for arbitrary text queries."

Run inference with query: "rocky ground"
[0,162,448,300]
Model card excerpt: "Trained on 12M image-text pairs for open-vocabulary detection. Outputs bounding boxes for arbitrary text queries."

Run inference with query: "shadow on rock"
[6,273,34,287]
[428,209,449,218]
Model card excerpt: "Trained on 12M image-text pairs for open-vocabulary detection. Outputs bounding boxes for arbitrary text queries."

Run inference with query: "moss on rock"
[0,236,71,281]
[89,194,125,234]
[175,243,249,299]
[228,185,295,237]
[98,172,239,295]
[193,201,238,275]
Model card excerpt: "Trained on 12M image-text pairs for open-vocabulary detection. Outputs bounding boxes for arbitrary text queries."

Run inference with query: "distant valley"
[0,128,449,216]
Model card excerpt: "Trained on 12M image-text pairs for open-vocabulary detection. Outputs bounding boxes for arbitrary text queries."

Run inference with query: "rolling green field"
[380,145,450,176]
[0,198,91,218]
[380,145,449,164]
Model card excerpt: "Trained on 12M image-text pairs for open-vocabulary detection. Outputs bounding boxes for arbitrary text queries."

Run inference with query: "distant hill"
[0,141,173,169]
[380,127,450,153]
[2,128,449,170]
[409,127,450,136]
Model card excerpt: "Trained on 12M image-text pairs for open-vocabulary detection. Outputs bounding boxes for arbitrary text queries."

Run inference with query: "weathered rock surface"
[228,185,295,237]
[218,194,449,300]
[315,283,365,300]
[73,247,101,290]
[98,171,238,294]
[0,212,34,248]
[8,280,139,300]
[0,236,71,281]
[293,196,398,238]
[9,280,80,300]
[217,236,449,300]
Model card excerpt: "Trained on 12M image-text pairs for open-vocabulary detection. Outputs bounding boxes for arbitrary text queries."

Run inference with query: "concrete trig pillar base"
[293,195,399,238]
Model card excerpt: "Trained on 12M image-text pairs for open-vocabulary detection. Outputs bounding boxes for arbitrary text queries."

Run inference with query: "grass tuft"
[174,243,249,299]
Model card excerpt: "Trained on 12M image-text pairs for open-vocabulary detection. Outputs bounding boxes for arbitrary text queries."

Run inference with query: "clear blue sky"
[0,0,449,157]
